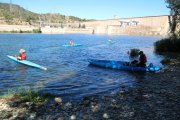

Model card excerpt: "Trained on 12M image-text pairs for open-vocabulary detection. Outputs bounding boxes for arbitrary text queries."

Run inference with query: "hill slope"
[0,2,88,25]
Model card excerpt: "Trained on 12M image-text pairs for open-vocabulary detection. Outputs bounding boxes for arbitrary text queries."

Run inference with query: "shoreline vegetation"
[0,29,42,33]
[154,0,180,54]
[155,37,180,53]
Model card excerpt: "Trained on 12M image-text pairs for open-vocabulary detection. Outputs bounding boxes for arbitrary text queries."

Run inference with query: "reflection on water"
[0,34,163,101]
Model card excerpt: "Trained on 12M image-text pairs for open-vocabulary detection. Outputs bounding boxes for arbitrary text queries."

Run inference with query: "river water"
[0,34,163,101]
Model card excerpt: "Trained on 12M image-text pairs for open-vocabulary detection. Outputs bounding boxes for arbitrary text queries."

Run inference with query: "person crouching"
[137,51,147,67]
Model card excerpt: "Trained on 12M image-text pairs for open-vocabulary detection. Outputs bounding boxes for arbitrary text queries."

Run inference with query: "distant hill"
[0,2,90,26]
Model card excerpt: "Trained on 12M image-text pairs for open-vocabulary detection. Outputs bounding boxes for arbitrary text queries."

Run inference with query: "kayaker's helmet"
[138,51,143,55]
[19,49,26,54]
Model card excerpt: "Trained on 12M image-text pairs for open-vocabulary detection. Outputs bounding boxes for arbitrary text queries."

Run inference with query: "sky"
[0,0,170,20]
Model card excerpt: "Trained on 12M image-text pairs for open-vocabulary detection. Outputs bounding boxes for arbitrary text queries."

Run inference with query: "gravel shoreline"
[1,60,180,120]
[29,62,180,120]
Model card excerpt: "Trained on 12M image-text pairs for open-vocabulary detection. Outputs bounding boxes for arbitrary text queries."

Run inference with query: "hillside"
[0,2,89,26]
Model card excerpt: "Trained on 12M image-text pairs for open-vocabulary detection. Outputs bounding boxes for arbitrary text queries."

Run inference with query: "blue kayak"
[7,55,47,70]
[62,44,82,47]
[89,59,161,72]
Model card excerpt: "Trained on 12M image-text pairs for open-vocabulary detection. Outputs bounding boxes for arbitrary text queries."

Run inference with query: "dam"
[82,15,169,36]
[0,15,170,36]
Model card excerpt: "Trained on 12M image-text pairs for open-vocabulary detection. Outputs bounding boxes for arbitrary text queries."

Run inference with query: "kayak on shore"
[62,44,82,47]
[88,59,161,72]
[7,55,47,70]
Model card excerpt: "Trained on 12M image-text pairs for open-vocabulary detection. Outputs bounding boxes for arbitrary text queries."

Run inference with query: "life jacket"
[21,53,26,60]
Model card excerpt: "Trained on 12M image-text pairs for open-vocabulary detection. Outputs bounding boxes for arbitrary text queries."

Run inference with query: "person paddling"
[108,38,112,43]
[69,39,74,45]
[17,49,26,60]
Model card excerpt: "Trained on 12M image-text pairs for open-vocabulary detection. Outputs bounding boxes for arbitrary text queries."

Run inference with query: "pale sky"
[0,0,170,20]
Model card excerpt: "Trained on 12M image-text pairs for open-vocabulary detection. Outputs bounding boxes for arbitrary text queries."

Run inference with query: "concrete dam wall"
[82,15,169,36]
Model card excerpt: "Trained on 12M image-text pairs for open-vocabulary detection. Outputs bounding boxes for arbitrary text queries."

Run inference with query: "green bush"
[33,29,42,33]
[19,30,32,33]
[154,37,180,53]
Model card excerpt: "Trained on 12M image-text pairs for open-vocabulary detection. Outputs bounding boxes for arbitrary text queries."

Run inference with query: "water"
[0,34,163,101]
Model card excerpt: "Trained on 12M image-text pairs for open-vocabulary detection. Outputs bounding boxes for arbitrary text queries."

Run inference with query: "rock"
[57,117,64,120]
[26,102,33,106]
[0,101,10,110]
[54,97,62,105]
[70,115,76,120]
[91,104,99,112]
[64,102,72,109]
[143,94,150,98]
[30,113,36,119]
[82,97,91,107]
[129,112,135,117]
[103,113,109,119]
[119,90,125,95]
[111,99,116,104]
[12,112,19,118]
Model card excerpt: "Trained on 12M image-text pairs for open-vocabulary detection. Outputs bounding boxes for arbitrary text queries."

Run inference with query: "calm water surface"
[0,34,163,101]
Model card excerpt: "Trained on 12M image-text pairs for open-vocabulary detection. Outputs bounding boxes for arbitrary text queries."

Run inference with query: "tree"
[165,0,180,37]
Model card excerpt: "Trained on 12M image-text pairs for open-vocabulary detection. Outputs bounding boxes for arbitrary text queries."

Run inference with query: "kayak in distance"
[107,41,115,44]
[7,55,47,71]
[62,44,82,47]
[88,59,161,72]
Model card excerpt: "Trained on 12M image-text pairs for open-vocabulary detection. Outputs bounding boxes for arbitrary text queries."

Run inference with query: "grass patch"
[16,89,46,103]
[154,37,180,53]
[1,88,51,104]
[0,110,12,119]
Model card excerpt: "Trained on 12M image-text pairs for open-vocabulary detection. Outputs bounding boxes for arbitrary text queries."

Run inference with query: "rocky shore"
[0,57,180,120]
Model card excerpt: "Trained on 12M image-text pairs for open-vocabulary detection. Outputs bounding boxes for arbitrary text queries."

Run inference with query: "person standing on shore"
[16,49,26,60]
